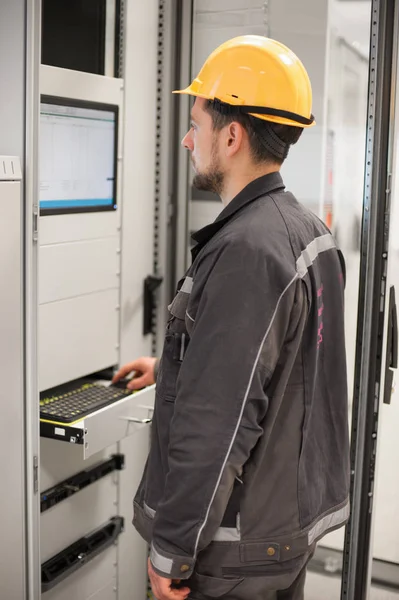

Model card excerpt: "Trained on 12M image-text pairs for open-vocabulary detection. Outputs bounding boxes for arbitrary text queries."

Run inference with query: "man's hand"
[148,559,190,600]
[112,356,157,391]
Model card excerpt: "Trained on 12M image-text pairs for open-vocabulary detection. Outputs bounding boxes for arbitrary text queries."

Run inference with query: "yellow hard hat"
[174,35,315,128]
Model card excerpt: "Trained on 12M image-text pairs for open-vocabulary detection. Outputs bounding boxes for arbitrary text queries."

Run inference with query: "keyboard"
[40,381,132,424]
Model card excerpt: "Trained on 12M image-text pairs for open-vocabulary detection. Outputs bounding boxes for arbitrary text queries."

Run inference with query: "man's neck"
[220,164,280,206]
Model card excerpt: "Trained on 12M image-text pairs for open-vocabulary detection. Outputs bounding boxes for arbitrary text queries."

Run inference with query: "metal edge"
[367,0,399,584]
[105,0,116,77]
[25,0,41,598]
[154,0,185,355]
[152,0,167,353]
[153,0,195,357]
[174,0,194,283]
[341,0,397,597]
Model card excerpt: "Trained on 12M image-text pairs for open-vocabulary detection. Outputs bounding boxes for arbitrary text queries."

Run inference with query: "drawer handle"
[119,416,152,424]
[138,405,154,413]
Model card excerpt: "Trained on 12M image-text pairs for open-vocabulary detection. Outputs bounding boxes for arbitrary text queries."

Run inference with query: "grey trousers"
[188,549,314,600]
[189,565,307,600]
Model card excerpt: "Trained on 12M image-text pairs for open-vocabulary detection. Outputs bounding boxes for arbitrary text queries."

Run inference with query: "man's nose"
[181,129,193,150]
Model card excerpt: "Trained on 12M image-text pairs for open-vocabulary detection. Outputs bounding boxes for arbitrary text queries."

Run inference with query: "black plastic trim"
[383,286,398,404]
[41,454,125,513]
[144,274,163,335]
[40,420,84,445]
[212,98,315,126]
[41,516,124,593]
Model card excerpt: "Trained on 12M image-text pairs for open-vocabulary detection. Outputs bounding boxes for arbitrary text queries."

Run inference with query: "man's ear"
[225,121,244,157]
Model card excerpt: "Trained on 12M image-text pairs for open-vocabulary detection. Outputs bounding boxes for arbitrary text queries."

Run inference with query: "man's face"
[181,97,225,196]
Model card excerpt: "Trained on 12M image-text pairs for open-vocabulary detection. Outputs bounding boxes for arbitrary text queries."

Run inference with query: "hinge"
[33,455,38,493]
[33,206,38,242]
[167,203,174,223]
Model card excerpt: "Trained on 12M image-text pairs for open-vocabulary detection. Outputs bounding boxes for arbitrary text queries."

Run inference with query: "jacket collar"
[191,171,285,252]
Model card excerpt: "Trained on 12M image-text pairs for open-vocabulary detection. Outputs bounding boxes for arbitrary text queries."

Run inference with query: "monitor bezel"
[40,95,119,216]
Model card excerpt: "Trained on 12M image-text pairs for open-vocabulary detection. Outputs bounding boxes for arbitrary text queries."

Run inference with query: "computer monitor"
[40,96,118,215]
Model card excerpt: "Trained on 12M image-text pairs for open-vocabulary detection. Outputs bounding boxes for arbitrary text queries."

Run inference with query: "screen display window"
[40,96,118,215]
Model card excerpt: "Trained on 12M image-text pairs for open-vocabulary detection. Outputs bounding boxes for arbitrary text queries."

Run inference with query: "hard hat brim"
[172,86,316,128]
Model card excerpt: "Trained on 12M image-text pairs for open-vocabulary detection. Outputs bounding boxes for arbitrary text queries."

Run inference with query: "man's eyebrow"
[190,115,199,124]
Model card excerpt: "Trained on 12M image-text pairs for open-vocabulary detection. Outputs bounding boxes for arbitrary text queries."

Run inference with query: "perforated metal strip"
[151,0,166,355]
[116,0,125,78]
[263,1,270,37]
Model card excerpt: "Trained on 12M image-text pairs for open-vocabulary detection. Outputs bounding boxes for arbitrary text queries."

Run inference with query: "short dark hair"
[205,100,303,166]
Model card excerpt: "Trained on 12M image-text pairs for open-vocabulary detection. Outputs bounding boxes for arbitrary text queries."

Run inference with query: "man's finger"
[148,560,189,600]
[154,578,190,600]
[112,362,135,383]
[127,374,147,390]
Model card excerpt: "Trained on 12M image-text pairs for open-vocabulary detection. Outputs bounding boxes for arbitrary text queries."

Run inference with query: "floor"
[305,572,399,600]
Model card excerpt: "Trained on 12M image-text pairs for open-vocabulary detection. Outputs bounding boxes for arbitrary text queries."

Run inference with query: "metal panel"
[341,0,398,597]
[0,2,25,157]
[174,0,194,285]
[40,65,123,107]
[39,212,120,245]
[39,290,119,391]
[119,0,158,365]
[40,438,118,490]
[88,581,118,600]
[25,1,42,597]
[40,477,118,562]
[368,0,399,568]
[41,547,117,600]
[105,0,117,77]
[0,173,25,598]
[0,156,22,179]
[39,67,124,251]
[117,428,151,600]
[39,237,120,304]
[196,0,266,10]
[81,385,155,459]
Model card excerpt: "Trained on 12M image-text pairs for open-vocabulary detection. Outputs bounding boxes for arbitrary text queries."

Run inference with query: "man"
[114,36,350,600]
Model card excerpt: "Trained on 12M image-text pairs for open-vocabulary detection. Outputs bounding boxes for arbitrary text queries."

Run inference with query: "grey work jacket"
[133,172,350,594]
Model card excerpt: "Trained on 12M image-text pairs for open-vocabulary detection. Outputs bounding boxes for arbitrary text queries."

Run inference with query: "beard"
[193,168,224,196]
[192,140,225,196]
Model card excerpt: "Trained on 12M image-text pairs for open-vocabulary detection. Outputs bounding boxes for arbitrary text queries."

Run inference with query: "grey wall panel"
[0,179,25,599]
[0,5,28,596]
[40,438,118,490]
[40,477,118,562]
[39,237,120,304]
[119,0,158,365]
[42,547,117,600]
[117,427,151,600]
[39,212,120,246]
[39,289,119,391]
[0,1,25,158]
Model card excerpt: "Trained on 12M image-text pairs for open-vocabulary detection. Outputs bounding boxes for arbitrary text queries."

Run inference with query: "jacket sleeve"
[150,241,303,579]
[153,357,160,382]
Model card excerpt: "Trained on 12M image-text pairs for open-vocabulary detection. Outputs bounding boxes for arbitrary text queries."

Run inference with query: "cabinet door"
[0,176,25,598]
[117,426,151,600]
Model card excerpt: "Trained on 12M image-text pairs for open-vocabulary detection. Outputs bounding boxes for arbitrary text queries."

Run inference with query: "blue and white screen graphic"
[40,102,116,211]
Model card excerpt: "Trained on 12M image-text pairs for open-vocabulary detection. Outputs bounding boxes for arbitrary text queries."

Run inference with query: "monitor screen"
[40,96,118,215]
